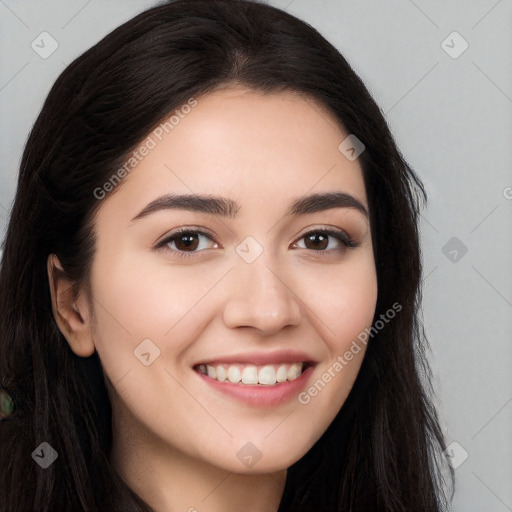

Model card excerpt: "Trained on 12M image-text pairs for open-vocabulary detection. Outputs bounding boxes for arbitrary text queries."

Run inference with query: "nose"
[222,256,302,335]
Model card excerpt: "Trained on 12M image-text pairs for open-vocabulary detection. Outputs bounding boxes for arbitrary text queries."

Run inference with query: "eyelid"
[154,226,218,247]
[296,225,355,244]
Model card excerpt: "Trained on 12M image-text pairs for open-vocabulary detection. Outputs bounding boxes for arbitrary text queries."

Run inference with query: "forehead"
[95,86,368,222]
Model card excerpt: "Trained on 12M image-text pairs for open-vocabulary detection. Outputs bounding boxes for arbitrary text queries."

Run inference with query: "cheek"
[89,249,211,336]
[87,250,226,380]
[292,251,377,425]
[296,250,378,352]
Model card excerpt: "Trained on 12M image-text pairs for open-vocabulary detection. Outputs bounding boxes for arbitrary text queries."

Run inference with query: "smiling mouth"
[193,362,313,386]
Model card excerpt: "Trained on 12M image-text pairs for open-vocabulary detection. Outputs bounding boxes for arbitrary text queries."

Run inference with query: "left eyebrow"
[130,191,369,223]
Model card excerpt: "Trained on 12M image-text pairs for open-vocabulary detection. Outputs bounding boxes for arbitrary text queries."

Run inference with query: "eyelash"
[155,227,358,260]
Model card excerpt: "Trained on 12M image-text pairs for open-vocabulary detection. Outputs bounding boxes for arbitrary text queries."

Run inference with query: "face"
[74,86,377,474]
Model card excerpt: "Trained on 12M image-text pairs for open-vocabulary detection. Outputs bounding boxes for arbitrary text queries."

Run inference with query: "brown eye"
[303,232,329,250]
[156,229,219,259]
[294,229,356,253]
[173,232,201,251]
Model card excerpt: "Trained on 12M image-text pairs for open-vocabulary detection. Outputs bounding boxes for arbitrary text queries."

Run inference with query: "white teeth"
[241,366,258,384]
[216,365,226,382]
[276,365,287,383]
[228,366,241,383]
[258,365,276,385]
[197,362,306,385]
[286,362,302,381]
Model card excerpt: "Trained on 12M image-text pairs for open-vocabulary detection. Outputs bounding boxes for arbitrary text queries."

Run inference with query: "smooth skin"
[48,85,378,512]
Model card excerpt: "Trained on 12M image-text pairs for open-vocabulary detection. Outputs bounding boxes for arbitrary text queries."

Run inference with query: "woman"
[0,0,454,510]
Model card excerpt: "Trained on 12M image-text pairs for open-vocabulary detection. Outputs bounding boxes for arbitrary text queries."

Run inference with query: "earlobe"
[47,254,95,357]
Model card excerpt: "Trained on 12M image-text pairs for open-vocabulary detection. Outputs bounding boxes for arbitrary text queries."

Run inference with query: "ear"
[47,254,95,357]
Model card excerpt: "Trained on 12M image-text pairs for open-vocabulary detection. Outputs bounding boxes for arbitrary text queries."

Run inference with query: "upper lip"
[193,350,318,367]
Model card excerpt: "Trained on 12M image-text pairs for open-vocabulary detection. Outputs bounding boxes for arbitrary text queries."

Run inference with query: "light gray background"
[1,1,511,510]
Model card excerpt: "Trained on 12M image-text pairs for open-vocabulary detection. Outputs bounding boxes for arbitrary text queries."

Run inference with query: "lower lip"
[195,365,315,407]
